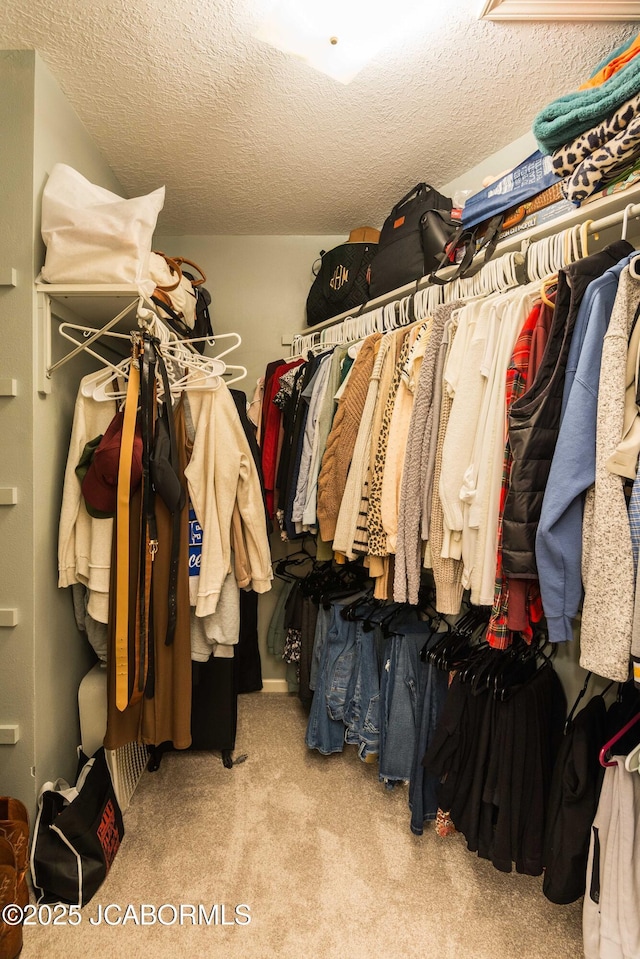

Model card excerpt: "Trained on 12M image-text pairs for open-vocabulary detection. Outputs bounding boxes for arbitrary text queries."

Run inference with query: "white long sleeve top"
[439,298,495,561]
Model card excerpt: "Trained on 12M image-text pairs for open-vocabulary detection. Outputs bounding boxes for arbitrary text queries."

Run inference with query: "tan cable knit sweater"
[394,303,460,604]
[317,333,382,543]
[334,335,394,558]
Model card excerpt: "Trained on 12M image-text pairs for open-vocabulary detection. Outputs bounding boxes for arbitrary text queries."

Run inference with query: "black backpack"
[306,228,379,327]
[368,183,457,299]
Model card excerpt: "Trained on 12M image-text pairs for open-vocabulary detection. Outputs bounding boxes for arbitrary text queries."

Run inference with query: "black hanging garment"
[234,590,263,695]
[543,695,608,904]
[190,657,237,752]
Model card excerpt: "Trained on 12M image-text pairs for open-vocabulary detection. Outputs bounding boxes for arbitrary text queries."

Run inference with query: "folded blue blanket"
[534,41,640,155]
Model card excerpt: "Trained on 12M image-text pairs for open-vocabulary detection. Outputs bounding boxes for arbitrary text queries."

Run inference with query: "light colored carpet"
[21,693,584,959]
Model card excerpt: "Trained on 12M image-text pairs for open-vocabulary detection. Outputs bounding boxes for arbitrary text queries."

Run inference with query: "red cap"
[81,411,142,515]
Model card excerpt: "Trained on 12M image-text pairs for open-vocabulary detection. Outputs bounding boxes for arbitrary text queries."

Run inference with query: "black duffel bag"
[306,227,379,327]
[368,183,457,299]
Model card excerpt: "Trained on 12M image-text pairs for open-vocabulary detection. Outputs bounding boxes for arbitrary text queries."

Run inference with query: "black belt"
[130,334,157,705]
[155,346,182,645]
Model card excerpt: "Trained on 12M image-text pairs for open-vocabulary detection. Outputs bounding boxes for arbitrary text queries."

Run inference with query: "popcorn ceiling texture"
[0,0,636,234]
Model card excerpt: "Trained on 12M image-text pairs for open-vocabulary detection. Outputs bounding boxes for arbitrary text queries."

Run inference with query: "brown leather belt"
[114,332,182,711]
[115,347,141,712]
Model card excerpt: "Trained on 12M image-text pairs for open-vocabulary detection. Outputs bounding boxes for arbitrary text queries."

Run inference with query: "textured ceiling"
[0,1,637,234]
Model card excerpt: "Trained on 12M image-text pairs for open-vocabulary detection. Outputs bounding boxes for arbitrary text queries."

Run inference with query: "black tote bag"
[30,748,125,907]
[306,240,377,327]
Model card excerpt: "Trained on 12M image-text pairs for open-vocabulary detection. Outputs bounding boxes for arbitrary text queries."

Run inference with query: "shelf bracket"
[37,292,140,395]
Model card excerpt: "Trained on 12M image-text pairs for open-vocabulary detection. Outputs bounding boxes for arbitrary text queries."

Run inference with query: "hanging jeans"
[408,633,449,835]
[379,622,431,785]
[309,603,333,692]
[306,601,358,755]
[344,621,386,761]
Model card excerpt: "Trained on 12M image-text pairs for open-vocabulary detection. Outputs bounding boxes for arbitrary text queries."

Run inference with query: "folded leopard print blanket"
[552,93,640,176]
[561,113,640,204]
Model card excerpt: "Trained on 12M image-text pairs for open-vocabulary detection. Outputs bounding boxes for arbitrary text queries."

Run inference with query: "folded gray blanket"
[562,112,640,204]
[533,53,640,155]
[552,92,640,176]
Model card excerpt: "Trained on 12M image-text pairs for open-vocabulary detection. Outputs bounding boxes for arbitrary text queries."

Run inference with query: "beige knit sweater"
[317,333,382,543]
[428,318,465,615]
[394,303,459,604]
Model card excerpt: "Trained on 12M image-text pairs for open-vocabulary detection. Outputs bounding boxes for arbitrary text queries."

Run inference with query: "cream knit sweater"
[581,265,640,681]
[185,382,273,617]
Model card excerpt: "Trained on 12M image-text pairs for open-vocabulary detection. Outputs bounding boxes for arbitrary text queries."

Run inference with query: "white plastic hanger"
[622,203,636,241]
[625,740,640,773]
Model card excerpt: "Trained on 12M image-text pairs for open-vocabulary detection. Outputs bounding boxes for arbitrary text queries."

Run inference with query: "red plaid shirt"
[487,303,542,649]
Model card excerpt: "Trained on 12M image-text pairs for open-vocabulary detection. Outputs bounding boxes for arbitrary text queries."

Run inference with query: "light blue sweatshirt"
[536,253,637,643]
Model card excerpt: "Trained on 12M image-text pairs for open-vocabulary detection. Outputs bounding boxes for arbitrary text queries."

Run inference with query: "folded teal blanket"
[534,40,640,155]
[589,35,637,78]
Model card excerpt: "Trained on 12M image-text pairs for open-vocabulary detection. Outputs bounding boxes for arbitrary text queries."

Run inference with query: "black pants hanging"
[233,590,263,694]
[190,656,237,752]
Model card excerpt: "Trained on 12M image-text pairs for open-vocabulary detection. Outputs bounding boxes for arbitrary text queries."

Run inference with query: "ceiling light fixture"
[479,0,640,19]
[253,0,431,84]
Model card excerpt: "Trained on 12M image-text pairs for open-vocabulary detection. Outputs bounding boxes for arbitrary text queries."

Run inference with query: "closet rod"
[289,196,640,340]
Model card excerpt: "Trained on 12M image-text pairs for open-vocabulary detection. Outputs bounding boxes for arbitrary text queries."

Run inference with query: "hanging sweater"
[428,318,465,614]
[422,311,463,542]
[317,333,381,543]
[381,323,430,554]
[185,382,273,617]
[580,265,640,681]
[394,304,453,604]
[333,334,392,559]
[58,375,118,624]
